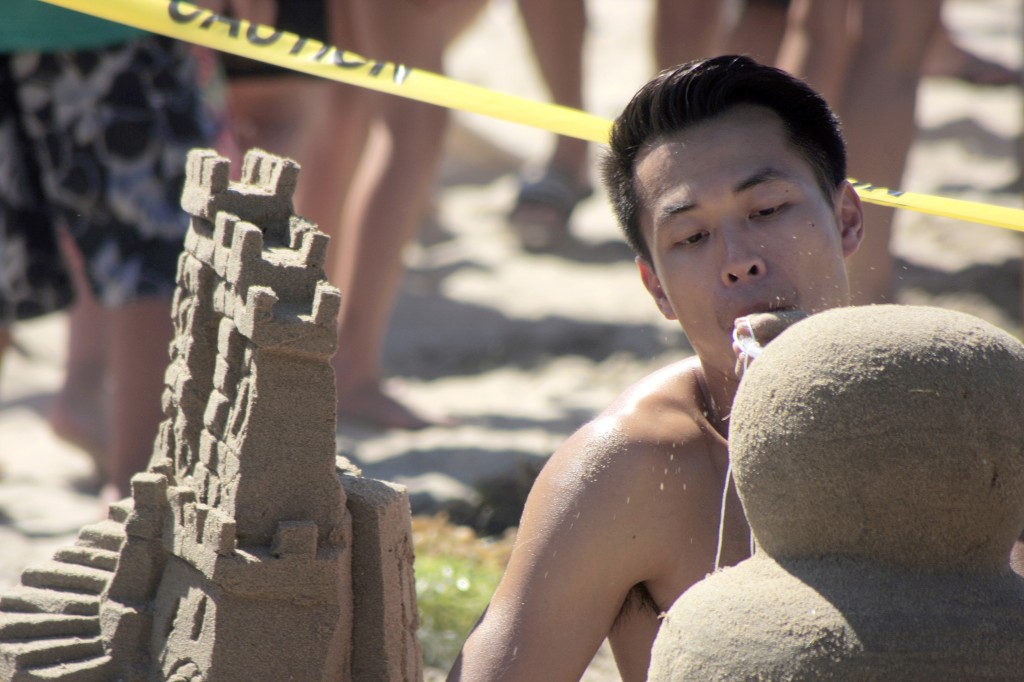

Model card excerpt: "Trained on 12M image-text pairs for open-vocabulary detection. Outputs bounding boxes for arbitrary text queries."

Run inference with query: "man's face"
[634,105,862,378]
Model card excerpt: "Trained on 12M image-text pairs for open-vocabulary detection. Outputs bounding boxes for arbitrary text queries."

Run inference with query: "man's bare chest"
[648,468,752,612]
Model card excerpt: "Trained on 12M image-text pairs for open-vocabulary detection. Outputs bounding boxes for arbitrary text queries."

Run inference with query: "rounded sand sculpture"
[649,305,1024,680]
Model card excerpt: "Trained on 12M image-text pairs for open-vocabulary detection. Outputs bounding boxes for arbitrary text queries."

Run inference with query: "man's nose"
[721,234,767,285]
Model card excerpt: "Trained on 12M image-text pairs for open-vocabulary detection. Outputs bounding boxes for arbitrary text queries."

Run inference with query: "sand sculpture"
[649,304,1024,680]
[0,149,421,681]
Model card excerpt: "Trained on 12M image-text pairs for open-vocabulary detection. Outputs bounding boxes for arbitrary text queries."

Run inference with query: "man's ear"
[637,257,678,321]
[836,181,864,258]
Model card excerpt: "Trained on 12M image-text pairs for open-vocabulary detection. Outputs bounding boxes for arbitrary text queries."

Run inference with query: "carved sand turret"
[650,305,1024,680]
[0,149,421,681]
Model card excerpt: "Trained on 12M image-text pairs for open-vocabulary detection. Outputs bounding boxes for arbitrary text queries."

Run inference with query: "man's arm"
[448,421,666,681]
[448,366,723,682]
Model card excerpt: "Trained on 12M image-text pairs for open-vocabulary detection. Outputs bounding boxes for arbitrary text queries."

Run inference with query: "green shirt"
[0,0,144,53]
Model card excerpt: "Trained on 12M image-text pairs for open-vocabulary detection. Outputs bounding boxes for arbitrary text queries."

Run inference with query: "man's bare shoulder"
[526,355,725,539]
[549,356,719,478]
[598,355,713,435]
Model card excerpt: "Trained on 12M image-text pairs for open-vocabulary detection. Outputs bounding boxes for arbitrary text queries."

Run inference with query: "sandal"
[508,167,593,251]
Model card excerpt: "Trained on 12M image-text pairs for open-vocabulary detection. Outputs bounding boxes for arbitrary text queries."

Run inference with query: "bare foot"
[336,380,451,431]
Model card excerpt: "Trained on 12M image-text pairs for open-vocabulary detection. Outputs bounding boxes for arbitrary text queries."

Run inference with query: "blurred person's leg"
[840,0,942,305]
[223,0,338,179]
[226,59,330,163]
[228,75,341,207]
[653,0,727,70]
[190,44,242,165]
[225,0,370,287]
[723,0,790,65]
[104,297,172,499]
[313,0,374,285]
[302,80,371,285]
[331,0,485,428]
[48,229,168,499]
[49,227,107,462]
[508,0,591,250]
[775,0,854,104]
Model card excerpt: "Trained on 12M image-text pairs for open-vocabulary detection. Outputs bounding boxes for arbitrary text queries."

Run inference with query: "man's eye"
[752,204,784,219]
[680,231,706,246]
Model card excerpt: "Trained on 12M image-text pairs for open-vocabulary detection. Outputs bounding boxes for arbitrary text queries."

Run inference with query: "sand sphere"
[732,304,1024,570]
[649,305,1024,680]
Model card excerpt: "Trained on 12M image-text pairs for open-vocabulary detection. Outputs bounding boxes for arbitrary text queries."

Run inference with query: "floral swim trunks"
[0,35,215,323]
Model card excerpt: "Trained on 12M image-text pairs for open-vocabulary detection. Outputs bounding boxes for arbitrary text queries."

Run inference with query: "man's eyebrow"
[656,168,795,222]
[734,167,793,194]
[659,198,697,221]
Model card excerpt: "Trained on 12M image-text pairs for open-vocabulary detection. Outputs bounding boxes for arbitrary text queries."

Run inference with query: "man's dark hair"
[600,55,847,261]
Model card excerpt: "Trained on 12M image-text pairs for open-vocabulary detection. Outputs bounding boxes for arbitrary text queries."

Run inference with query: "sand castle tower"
[649,305,1024,680]
[0,149,421,681]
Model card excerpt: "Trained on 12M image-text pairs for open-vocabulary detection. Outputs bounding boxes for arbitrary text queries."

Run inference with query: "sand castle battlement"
[181,149,299,238]
[0,149,421,681]
[180,148,339,356]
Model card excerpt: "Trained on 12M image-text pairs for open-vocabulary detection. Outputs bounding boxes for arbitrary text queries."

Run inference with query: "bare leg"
[300,0,375,284]
[228,78,334,164]
[517,0,588,178]
[49,227,107,464]
[226,74,368,276]
[840,0,942,304]
[509,0,590,248]
[775,0,854,104]
[302,82,371,286]
[653,0,727,71]
[331,0,485,428]
[104,297,173,499]
[224,0,372,256]
[723,0,789,65]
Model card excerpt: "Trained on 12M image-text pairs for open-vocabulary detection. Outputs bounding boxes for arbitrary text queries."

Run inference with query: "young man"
[448,55,864,681]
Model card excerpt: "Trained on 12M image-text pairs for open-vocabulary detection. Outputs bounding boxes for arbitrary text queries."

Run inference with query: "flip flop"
[508,167,593,251]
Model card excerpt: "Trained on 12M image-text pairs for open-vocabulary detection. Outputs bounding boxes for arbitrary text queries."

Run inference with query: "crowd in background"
[0,0,1018,500]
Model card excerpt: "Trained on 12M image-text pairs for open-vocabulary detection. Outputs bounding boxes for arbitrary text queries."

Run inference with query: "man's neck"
[695,361,739,440]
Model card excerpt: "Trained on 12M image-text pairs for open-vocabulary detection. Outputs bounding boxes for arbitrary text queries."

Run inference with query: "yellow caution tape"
[850,181,1024,233]
[35,0,1024,233]
[36,0,611,143]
